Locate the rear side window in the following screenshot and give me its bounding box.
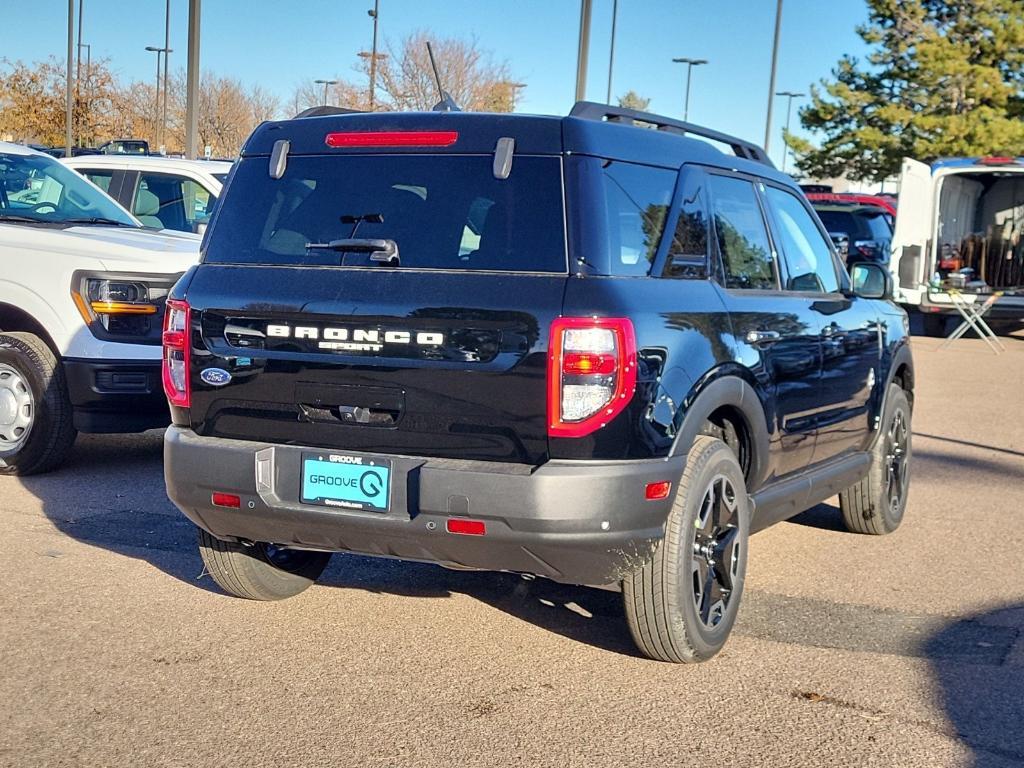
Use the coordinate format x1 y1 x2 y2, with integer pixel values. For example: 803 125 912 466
661 169 709 279
764 186 839 293
707 174 776 290
596 161 677 276
204 155 567 272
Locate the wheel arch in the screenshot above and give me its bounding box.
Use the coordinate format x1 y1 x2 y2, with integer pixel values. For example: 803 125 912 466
669 368 772 492
0 302 61 358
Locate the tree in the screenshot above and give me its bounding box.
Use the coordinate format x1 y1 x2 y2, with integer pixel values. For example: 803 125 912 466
367 31 517 112
618 90 650 111
790 0 1024 182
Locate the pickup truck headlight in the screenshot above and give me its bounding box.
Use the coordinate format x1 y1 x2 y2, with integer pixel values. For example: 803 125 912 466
71 271 182 345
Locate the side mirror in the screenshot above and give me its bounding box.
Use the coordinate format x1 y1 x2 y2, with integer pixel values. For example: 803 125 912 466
849 261 891 300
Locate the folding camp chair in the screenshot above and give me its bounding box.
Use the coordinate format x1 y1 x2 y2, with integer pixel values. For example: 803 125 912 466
939 290 1005 353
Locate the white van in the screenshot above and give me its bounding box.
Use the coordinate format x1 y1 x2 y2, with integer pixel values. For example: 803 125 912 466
891 156 1024 335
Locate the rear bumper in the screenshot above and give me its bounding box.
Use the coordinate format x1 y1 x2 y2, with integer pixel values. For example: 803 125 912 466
163 427 685 585
63 358 169 433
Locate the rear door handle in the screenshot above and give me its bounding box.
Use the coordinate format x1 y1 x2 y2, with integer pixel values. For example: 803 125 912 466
745 330 781 345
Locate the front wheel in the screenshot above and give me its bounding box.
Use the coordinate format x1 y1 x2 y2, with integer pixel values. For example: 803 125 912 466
0 332 77 476
623 436 751 663
839 383 912 535
198 528 332 600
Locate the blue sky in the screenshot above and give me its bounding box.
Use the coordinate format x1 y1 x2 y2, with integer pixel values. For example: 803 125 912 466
2 0 872 166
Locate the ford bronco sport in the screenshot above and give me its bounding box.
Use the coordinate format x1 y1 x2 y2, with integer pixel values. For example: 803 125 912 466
163 103 913 663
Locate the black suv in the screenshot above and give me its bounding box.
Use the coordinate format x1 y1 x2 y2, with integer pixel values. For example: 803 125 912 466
163 103 914 663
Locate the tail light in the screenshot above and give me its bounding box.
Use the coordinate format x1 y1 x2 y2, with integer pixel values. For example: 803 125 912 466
162 298 191 407
547 317 637 438
853 240 880 259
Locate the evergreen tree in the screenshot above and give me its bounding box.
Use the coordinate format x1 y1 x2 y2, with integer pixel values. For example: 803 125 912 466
789 0 1024 181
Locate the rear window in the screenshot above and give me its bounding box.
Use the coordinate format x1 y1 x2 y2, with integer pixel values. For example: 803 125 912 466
204 154 567 272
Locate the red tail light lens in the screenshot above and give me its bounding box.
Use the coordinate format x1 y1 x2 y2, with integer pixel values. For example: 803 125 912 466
162 298 191 408
547 317 637 438
211 492 240 508
325 131 459 148
446 519 486 536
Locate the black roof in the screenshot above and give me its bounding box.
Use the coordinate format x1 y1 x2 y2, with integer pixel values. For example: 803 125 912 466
242 102 788 184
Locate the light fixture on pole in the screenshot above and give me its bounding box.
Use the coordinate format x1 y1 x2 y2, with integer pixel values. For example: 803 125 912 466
671 57 708 122
314 79 339 106
775 90 805 173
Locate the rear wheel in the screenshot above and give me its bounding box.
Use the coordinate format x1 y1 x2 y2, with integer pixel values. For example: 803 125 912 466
0 332 77 476
623 436 750 663
839 383 912 535
197 527 332 600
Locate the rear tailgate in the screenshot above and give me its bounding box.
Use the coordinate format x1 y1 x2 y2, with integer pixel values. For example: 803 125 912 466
184 267 565 464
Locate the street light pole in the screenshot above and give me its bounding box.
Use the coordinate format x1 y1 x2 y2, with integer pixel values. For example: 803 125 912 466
75 0 83 146
314 79 339 106
605 0 618 104
672 57 708 122
65 0 73 157
775 90 805 173
162 0 171 152
184 0 200 159
763 0 783 153
575 0 592 102
145 46 165 145
367 0 380 110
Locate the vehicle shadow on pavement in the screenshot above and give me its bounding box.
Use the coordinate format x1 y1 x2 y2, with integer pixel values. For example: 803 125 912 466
17 431 217 593
925 604 1024 767
316 554 639 657
20 432 640 654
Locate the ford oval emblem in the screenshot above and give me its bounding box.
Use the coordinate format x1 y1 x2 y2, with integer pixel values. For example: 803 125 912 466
200 368 232 387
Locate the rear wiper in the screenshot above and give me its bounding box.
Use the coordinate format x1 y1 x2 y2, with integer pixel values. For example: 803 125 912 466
62 217 136 227
305 238 400 265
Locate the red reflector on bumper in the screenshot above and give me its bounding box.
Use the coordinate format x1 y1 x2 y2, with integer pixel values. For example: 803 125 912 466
645 481 672 500
446 518 486 536
212 492 241 508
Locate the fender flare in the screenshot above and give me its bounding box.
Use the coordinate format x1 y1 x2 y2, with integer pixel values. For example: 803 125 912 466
668 372 773 491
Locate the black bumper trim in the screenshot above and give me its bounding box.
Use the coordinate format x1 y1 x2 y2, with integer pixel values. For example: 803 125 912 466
163 427 686 585
63 358 169 433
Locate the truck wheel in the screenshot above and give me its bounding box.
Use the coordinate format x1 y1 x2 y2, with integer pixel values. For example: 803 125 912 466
0 332 77 476
197 527 331 600
839 383 911 535
623 435 750 663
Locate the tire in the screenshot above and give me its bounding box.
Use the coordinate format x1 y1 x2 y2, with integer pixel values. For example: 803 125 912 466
197 527 331 600
623 435 751 663
921 312 948 338
0 332 77 476
839 383 912 535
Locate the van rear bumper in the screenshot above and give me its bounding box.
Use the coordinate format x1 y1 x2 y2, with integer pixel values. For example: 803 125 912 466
163 427 684 585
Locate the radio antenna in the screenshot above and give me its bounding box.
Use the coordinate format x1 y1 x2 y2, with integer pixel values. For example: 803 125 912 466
426 41 460 112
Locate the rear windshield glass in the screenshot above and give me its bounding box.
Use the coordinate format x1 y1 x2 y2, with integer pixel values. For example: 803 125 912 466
204 154 567 272
815 209 891 240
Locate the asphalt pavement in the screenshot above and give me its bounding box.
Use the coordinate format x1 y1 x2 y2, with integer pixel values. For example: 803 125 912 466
1 331 1023 768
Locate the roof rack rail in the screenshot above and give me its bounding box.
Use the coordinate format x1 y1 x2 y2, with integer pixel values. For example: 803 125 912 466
569 101 774 168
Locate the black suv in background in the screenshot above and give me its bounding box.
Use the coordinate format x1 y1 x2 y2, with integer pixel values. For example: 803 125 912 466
162 103 914 663
812 202 894 268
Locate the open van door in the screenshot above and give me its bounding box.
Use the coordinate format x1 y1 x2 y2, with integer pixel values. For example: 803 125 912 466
890 158 933 305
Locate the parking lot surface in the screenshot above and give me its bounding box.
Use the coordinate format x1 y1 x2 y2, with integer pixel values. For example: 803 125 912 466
2 333 1023 768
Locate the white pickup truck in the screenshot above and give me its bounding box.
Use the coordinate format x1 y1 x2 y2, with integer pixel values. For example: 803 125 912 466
0 141 199 475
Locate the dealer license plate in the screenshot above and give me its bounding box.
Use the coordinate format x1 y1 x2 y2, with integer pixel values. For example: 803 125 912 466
300 452 391 511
